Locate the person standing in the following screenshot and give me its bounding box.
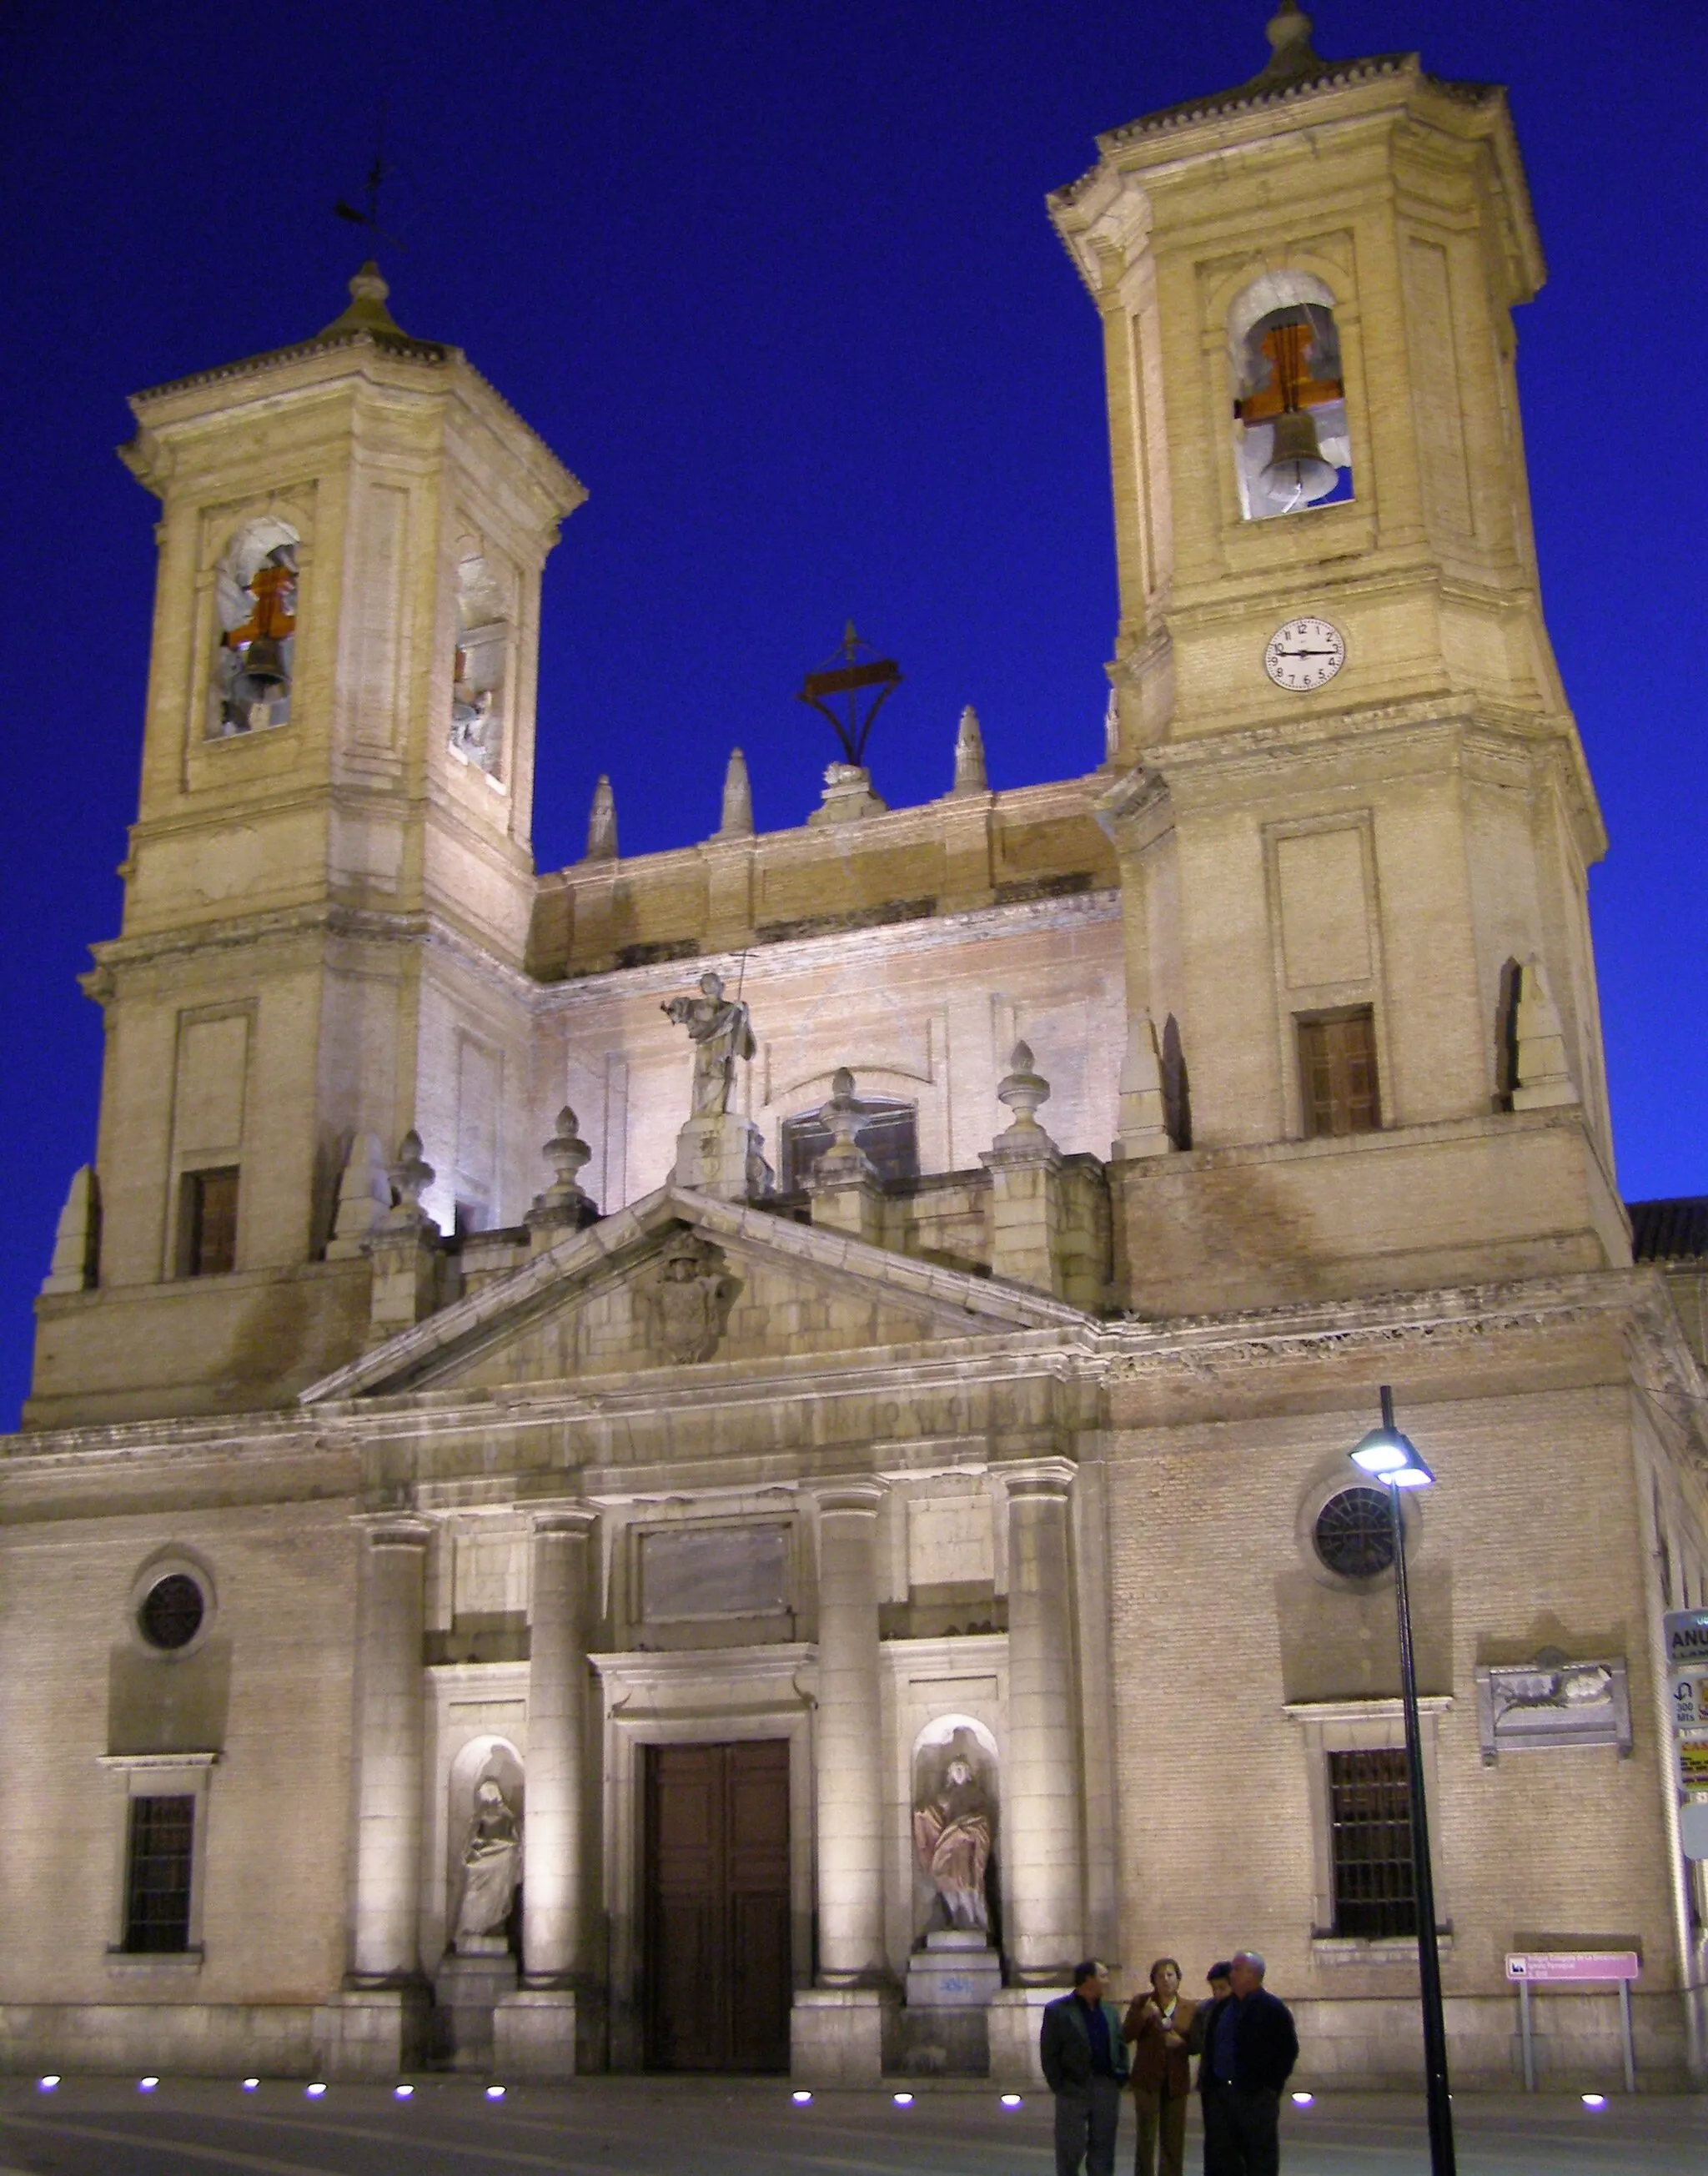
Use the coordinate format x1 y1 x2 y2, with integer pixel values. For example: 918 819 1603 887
1197 1951 1299 2176
1123 1956 1197 2176
1041 1958 1131 2176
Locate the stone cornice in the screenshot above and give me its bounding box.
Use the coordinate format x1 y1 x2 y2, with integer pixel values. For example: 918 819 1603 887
535 885 1121 1012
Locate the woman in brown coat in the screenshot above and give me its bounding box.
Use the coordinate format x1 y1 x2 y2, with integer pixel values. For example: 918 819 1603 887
1122 1957 1198 2176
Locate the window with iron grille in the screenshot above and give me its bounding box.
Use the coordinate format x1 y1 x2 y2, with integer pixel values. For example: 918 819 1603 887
779 1099 918 1194
1313 1487 1396 1580
1328 1749 1415 1938
1298 1008 1379 1138
124 1795 196 1952
180 1166 239 1277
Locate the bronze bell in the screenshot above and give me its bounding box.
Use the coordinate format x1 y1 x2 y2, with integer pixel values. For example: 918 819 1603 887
232 636 289 709
1263 407 1337 503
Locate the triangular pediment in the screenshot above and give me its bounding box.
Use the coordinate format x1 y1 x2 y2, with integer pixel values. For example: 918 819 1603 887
300 1184 1088 1404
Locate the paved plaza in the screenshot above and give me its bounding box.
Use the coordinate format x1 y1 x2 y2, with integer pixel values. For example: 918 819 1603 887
0 2078 1702 2176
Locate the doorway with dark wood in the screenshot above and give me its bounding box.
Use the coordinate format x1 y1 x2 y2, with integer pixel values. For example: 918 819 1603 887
643 1738 792 2071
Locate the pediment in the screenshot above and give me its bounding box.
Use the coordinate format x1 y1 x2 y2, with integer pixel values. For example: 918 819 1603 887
301 1185 1088 1404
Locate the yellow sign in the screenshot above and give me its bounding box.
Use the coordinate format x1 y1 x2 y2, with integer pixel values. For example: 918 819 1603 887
1680 1739 1708 1791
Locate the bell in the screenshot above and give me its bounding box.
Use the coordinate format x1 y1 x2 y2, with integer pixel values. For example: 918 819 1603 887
232 636 289 711
1263 407 1337 503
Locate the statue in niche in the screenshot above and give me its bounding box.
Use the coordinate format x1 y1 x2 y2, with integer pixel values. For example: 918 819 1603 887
217 541 297 734
449 540 510 776
912 1746 993 1933
454 1778 522 1949
640 1229 737 1364
662 971 756 1118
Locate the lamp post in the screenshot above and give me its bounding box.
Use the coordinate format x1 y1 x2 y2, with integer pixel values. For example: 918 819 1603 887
1349 1385 1455 2176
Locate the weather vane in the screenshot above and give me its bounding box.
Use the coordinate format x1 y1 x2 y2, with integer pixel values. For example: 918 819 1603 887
795 622 902 766
334 115 403 252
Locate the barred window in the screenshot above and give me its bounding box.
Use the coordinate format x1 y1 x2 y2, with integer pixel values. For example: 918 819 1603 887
124 1795 196 1952
1328 1749 1415 1939
1313 1487 1396 1580
780 1098 917 1194
138 1572 205 1652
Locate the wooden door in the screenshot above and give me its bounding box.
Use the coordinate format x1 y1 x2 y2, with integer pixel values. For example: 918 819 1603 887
644 1740 791 2071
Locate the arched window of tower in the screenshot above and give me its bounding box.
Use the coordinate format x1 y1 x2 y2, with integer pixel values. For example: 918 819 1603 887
211 516 299 736
1228 270 1354 520
450 536 510 782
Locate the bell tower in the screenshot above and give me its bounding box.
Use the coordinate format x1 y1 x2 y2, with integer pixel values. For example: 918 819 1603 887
1050 6 1627 1304
29 267 585 1425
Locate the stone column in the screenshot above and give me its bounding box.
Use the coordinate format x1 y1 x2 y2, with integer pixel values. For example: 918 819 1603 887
498 1508 596 2080
521 1510 596 1979
794 1479 892 2083
999 1459 1083 1977
314 1515 433 2078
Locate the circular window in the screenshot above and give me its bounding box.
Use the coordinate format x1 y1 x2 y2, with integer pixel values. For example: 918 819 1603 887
138 1572 206 1652
1312 1487 1397 1580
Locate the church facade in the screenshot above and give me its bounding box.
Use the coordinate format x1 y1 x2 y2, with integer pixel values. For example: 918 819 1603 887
7 6 1707 2093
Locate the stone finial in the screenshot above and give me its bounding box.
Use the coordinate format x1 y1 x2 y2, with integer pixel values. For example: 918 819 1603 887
1103 686 1120 765
318 259 408 340
585 775 619 862
328 1132 393 1256
998 1043 1050 1129
716 746 754 839
813 1067 876 1183
1113 1011 1173 1160
1259 2 1323 81
385 1129 438 1229
1512 955 1578 1109
42 1164 99 1294
952 706 988 796
527 1105 599 1246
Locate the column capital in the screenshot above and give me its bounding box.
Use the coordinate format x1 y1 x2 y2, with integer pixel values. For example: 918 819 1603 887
357 1513 436 1550
991 1456 1078 1503
806 1477 888 1519
530 1505 599 1540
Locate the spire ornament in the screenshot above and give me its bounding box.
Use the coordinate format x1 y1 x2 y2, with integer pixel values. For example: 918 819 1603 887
952 706 988 796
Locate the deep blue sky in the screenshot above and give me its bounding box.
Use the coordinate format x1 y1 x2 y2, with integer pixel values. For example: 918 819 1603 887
2 2 1700 1426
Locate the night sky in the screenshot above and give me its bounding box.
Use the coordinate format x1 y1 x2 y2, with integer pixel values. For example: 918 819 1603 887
2 2 1700 1426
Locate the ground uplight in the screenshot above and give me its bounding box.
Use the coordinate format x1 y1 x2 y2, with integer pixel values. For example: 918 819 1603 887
791 2090 813 2104
394 2083 415 2099
38 2078 58 2093
1582 2093 1607 2109
892 2091 914 2107
1291 2090 1314 2107
138 2078 158 2093
242 2078 259 2092
486 2085 506 2100
305 2082 327 2098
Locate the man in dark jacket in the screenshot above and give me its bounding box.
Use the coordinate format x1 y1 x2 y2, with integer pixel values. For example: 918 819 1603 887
1197 1950 1299 2176
1039 1958 1131 2176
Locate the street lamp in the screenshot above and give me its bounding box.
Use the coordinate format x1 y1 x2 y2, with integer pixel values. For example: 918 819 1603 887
1349 1385 1456 2176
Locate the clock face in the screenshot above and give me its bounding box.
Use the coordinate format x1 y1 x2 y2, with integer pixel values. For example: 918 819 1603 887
1264 616 1346 692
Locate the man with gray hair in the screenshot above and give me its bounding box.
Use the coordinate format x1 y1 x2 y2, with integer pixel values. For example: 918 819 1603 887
1197 1949 1299 2176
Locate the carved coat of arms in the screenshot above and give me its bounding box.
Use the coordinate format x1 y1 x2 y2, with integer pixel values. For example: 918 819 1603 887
640 1230 737 1364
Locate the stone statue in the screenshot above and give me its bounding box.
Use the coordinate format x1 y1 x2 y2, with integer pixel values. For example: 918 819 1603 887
454 1778 521 1947
662 972 756 1118
641 1229 736 1364
912 1751 993 1932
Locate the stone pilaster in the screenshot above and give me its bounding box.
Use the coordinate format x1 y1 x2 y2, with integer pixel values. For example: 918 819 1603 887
996 1460 1083 1982
314 1515 433 2078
